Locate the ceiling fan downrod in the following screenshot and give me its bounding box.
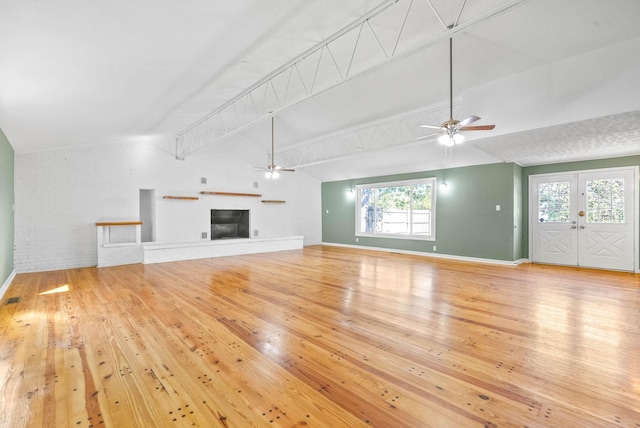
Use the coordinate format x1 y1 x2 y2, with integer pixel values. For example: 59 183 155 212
449 36 453 123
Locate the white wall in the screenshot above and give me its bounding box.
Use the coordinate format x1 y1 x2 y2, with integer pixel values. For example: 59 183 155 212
14 139 321 273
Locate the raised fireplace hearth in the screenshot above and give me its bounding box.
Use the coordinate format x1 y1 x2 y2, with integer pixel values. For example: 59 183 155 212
211 209 250 240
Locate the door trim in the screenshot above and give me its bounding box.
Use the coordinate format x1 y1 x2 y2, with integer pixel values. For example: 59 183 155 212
528 166 639 273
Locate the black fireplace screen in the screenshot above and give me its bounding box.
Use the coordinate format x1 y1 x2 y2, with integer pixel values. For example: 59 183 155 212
210 209 250 239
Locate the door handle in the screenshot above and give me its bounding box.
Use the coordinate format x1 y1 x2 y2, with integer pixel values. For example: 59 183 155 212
571 225 577 229
579 226 585 229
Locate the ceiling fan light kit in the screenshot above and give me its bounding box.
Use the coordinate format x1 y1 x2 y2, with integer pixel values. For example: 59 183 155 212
265 169 281 179
439 133 464 146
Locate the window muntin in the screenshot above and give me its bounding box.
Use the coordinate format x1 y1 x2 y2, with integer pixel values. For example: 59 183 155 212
356 178 435 240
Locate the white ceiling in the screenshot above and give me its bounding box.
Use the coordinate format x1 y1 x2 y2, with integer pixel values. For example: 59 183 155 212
2 0 640 182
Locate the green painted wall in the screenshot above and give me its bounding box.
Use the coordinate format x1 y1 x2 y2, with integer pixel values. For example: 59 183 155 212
322 163 522 261
0 127 15 285
521 155 640 258
323 155 640 263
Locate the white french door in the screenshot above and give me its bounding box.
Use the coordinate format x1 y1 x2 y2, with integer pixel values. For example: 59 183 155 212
530 167 637 271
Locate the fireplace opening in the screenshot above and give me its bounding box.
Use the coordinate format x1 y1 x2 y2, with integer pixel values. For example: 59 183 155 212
211 209 250 240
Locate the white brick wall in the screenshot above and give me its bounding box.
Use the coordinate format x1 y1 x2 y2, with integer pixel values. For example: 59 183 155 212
14 140 321 273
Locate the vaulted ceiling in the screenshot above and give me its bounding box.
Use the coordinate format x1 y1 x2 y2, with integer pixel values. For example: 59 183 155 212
2 0 640 181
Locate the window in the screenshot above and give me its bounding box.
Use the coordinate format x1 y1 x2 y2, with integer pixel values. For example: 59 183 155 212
356 178 435 240
586 177 625 223
537 181 571 223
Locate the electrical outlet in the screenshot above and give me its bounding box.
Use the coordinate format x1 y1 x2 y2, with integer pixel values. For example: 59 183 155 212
201 232 207 239
356 237 359 243
253 229 259 237
433 245 437 251
253 182 259 188
201 177 207 184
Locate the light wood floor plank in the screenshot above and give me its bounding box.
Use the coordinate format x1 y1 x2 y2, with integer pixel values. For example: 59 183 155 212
1 245 639 427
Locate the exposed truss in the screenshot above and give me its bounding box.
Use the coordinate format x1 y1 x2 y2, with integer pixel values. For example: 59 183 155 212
174 0 528 160
277 102 456 167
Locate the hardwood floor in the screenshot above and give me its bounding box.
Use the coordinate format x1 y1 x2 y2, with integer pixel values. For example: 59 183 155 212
1 245 639 427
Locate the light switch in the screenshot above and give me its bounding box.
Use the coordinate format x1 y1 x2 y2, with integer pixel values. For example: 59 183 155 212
496 205 501 211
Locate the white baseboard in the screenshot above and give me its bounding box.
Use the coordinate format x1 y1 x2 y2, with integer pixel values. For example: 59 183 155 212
322 243 528 266
0 269 17 301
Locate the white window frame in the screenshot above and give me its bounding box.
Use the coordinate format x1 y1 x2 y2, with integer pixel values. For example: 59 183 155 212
355 177 436 241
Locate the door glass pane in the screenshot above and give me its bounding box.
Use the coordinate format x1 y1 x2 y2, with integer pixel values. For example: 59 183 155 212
586 178 625 223
538 181 571 223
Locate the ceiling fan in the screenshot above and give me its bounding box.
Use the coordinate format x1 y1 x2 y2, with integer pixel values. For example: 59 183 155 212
258 116 295 179
418 35 495 147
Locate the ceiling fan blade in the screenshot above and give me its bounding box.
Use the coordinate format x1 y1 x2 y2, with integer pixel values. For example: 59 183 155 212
456 115 480 128
271 165 295 172
419 124 443 130
460 124 496 131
